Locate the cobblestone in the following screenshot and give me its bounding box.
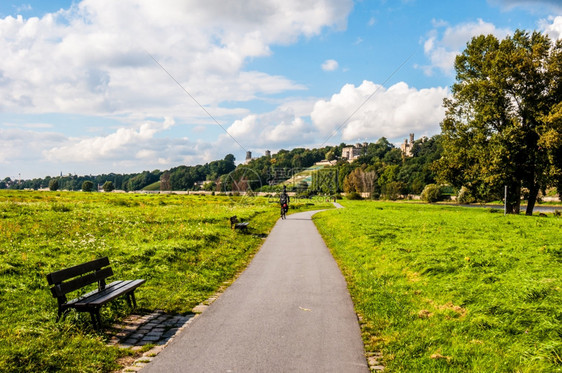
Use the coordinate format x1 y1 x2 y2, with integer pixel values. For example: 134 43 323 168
107 310 196 372
110 295 224 371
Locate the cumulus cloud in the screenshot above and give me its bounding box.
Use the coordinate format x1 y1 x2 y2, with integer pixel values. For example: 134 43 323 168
43 117 175 162
220 80 448 154
322 59 339 71
421 19 511 75
540 16 562 40
225 106 317 149
311 80 448 141
0 0 352 116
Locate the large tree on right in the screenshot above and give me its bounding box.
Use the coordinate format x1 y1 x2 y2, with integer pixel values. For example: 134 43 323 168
437 30 562 215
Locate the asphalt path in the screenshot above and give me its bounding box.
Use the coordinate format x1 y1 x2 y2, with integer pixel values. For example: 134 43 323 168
142 209 369 373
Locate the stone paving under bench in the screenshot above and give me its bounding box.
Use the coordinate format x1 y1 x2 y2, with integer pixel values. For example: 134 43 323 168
106 310 196 372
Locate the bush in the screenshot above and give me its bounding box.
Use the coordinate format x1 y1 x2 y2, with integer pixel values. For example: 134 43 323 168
102 181 115 192
346 192 363 200
381 181 404 200
48 179 59 191
82 181 94 192
457 186 475 204
421 184 442 203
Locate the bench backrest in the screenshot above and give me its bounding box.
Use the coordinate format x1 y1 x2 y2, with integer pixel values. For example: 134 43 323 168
46 257 114 298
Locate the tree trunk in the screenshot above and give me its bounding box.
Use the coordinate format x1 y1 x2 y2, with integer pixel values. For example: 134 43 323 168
505 182 521 214
526 182 540 216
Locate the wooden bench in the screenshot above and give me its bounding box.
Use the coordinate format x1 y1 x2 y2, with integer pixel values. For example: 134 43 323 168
46 257 145 329
229 216 249 231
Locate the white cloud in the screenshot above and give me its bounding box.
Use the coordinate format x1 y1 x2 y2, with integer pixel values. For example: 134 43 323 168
0 127 66 165
225 106 316 149
43 117 175 162
0 0 352 116
0 116 214 177
311 80 448 141
540 16 562 40
421 19 511 75
220 80 448 153
322 59 339 72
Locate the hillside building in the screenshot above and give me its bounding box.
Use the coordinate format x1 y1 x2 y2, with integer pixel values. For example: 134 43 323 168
400 133 415 157
342 142 368 163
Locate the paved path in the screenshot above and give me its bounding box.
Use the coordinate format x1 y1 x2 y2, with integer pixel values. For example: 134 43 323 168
142 209 369 373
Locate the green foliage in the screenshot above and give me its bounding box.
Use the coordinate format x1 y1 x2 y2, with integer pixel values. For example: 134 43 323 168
457 186 475 204
438 30 562 215
169 155 236 191
314 201 562 372
421 184 443 202
81 180 94 192
345 191 363 200
310 168 340 194
48 178 59 191
102 181 114 193
126 171 160 191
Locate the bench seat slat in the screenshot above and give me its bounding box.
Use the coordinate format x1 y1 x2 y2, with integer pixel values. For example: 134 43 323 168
47 257 110 285
73 279 145 308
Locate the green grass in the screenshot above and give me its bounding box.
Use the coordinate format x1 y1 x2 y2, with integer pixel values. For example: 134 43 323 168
314 201 562 372
0 190 332 372
142 181 161 191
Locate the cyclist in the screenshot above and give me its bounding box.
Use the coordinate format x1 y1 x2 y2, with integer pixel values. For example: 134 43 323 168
280 186 290 219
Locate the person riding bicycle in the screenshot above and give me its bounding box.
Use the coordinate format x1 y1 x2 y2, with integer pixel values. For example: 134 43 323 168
280 186 290 218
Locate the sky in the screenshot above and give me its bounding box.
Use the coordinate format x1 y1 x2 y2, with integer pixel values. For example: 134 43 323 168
1 0 562 180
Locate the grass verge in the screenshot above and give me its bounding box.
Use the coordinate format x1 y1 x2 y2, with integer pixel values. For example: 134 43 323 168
314 201 561 372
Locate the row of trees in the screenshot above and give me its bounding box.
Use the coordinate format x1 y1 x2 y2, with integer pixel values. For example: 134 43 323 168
2 155 237 192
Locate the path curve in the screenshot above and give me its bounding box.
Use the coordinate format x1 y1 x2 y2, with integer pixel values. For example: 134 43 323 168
142 209 369 373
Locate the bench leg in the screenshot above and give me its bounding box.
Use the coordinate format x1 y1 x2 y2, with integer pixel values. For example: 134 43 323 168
89 309 102 330
57 307 70 322
128 291 138 308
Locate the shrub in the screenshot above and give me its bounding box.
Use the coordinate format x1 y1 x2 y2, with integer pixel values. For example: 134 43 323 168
421 184 442 202
346 192 363 200
48 179 59 191
82 181 94 192
381 181 404 200
457 186 475 204
102 181 115 192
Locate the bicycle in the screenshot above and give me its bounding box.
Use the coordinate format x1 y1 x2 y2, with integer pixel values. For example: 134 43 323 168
281 203 288 219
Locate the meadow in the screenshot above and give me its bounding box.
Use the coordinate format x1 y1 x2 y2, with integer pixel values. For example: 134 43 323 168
314 201 562 372
0 190 332 372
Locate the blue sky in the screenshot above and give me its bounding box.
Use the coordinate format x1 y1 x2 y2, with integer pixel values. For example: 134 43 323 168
1 0 561 180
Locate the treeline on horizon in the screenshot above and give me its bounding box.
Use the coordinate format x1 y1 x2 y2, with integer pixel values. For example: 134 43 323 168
0 136 442 198
0 154 237 192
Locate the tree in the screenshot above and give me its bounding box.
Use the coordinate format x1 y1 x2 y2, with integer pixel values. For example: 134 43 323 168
102 181 115 192
49 178 59 191
82 180 94 192
437 30 562 215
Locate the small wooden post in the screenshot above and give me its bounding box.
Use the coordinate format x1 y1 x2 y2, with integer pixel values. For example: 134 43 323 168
504 185 507 216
